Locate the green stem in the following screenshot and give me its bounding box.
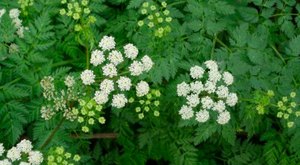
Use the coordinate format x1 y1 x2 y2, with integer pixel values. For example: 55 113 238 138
40 117 65 150
271 13 299 18
52 59 80 68
168 1 186 7
86 46 90 69
270 44 285 64
215 37 232 53
210 34 217 59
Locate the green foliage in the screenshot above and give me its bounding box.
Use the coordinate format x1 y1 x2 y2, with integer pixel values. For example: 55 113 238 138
1 0 300 164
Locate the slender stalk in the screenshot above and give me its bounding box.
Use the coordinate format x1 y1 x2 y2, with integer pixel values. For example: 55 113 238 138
71 133 118 139
169 1 186 7
40 117 66 149
86 46 90 69
270 44 285 64
210 35 217 59
215 37 232 53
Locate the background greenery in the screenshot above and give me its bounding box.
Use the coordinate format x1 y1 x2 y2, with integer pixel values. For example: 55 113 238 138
1 0 300 164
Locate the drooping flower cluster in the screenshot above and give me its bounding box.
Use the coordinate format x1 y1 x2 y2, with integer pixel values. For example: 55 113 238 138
40 75 79 121
80 35 154 111
74 99 106 133
276 91 299 128
59 0 96 32
137 1 173 38
46 146 80 165
128 89 161 119
177 60 238 125
8 8 27 38
0 139 43 165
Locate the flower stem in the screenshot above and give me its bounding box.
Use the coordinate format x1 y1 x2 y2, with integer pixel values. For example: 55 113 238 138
40 117 65 150
71 133 118 139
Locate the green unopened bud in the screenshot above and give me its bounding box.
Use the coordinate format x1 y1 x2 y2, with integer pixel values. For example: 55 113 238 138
161 1 167 7
282 97 288 102
56 156 63 162
165 17 172 22
291 102 297 108
81 0 88 6
154 101 160 106
87 102 93 109
78 117 84 123
150 5 156 11
129 97 135 103
138 20 144 27
88 16 96 23
67 3 73 9
74 24 82 31
287 121 294 128
55 147 64 155
73 13 80 20
155 12 160 17
287 108 293 113
146 100 151 105
290 92 296 98
277 112 283 118
277 101 283 107
135 107 141 112
60 9 66 15
148 15 153 20
95 105 102 111
144 106 150 112
142 2 149 8
148 22 154 28
256 105 264 115
141 9 147 15
48 155 55 161
65 153 72 159
73 154 81 161
88 118 95 125
283 113 289 119
138 113 144 119
163 10 170 16
82 126 89 132
79 99 86 106
154 110 160 116
84 8 90 14
61 0 67 4
139 100 145 104
88 111 95 116
267 90 274 97
81 108 87 115
157 17 163 23
98 117 106 124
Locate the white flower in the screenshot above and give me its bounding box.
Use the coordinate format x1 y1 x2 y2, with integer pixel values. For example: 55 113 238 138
64 75 75 87
94 91 109 105
99 36 115 51
20 162 30 165
204 60 218 70
108 50 123 65
186 94 200 107
0 159 12 165
102 63 117 78
217 111 230 124
80 70 95 85
7 147 21 161
111 94 128 108
141 55 153 72
90 50 105 66
223 71 234 85
190 65 204 79
0 143 5 156
216 85 229 98
124 43 138 59
201 96 214 109
208 70 222 83
212 100 226 113
12 18 22 28
0 9 6 18
177 82 190 97
129 61 144 76
9 9 20 19
190 81 203 94
16 26 25 38
117 76 131 91
41 106 55 120
16 139 32 153
204 81 216 94
179 105 194 119
226 93 238 107
136 81 150 97
28 151 43 165
100 79 114 94
195 110 209 123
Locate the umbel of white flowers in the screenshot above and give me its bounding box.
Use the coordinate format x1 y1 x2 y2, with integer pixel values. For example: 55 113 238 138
80 35 154 109
0 139 43 165
176 60 238 125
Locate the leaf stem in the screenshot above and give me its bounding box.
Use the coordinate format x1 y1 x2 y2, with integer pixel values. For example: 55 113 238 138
210 34 217 59
40 117 65 150
71 133 118 139
168 1 186 7
215 37 232 53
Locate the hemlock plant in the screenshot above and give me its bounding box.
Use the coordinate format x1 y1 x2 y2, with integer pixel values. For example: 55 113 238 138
1 0 300 164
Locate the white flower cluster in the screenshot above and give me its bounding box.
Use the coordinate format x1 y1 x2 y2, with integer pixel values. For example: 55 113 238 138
80 35 154 109
177 60 238 125
0 9 5 20
8 9 27 38
40 75 79 121
0 139 43 165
